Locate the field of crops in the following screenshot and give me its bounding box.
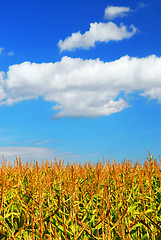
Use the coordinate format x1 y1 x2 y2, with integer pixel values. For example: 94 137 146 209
0 153 161 239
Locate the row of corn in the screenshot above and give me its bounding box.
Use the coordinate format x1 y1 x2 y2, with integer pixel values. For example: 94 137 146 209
0 153 161 239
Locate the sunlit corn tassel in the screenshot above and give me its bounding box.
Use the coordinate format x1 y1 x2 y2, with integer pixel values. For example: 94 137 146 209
16 155 19 169
19 156 22 175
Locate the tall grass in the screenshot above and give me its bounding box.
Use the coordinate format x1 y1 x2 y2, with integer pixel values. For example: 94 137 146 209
0 153 161 239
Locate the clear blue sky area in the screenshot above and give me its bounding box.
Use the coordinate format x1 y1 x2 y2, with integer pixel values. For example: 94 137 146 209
0 0 161 163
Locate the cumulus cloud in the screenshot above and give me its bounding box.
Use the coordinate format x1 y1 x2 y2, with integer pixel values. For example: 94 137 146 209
0 86 6 101
0 55 161 118
58 22 137 51
104 6 131 19
0 72 7 101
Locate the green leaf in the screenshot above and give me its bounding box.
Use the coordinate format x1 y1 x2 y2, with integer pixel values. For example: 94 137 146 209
54 223 74 236
5 218 13 230
5 212 19 218
128 205 137 213
140 234 148 240
145 209 154 214
130 222 142 234
157 203 161 213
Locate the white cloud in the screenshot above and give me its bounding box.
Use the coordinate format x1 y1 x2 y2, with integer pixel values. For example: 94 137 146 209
0 86 6 101
0 72 7 101
0 48 15 56
24 139 50 145
24 139 40 143
0 48 4 54
8 51 14 56
104 6 131 19
0 55 161 118
34 140 51 145
0 146 55 162
58 22 137 51
0 146 79 162
137 2 146 9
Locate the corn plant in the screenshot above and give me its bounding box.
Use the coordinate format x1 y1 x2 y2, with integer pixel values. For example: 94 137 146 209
0 152 161 239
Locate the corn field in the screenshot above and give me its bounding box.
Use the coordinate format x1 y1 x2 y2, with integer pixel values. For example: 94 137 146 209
0 153 161 239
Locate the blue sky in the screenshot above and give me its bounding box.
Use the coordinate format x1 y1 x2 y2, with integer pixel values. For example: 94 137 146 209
0 0 161 163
